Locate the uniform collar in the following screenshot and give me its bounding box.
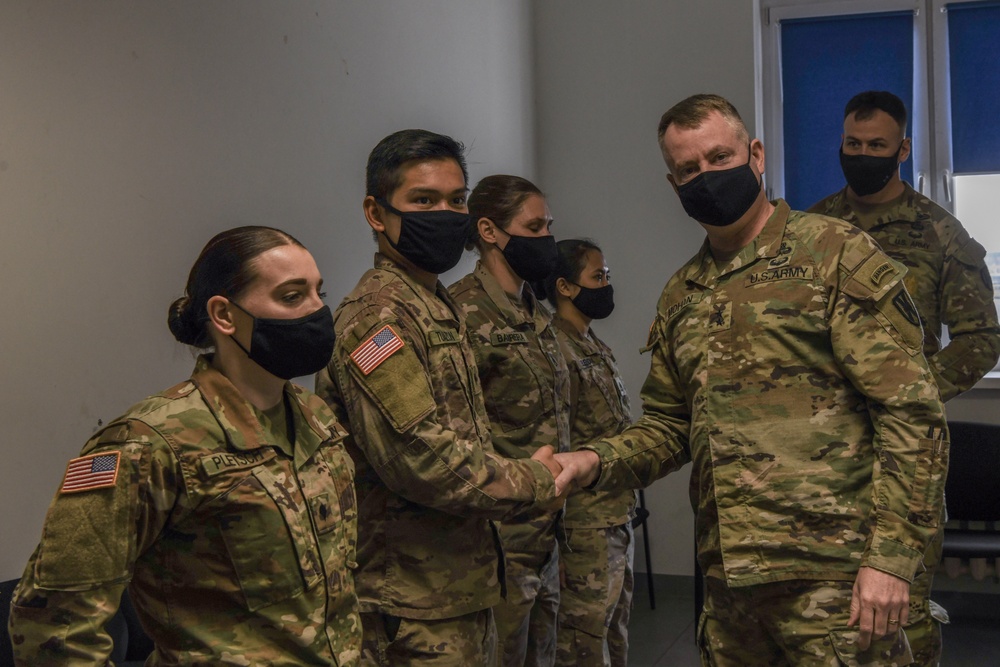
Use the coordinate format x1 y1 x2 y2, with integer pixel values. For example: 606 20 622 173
688 199 792 287
473 260 549 333
373 252 463 328
191 355 329 467
839 182 917 231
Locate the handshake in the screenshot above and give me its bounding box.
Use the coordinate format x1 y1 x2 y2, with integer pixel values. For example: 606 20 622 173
530 446 602 497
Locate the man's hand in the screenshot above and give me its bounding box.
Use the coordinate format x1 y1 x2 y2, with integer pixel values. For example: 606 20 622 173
531 445 563 481
848 566 910 650
552 450 601 496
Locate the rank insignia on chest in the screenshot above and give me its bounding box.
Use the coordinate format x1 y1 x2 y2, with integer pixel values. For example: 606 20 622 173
351 324 405 375
60 451 120 494
708 301 732 332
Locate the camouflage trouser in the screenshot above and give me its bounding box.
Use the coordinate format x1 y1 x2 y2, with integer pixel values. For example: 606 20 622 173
906 523 947 666
698 577 914 666
359 608 497 666
555 523 634 667
493 544 560 667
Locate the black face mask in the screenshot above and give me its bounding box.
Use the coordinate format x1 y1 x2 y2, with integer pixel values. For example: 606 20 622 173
376 198 470 274
571 283 615 320
839 143 903 197
229 302 335 380
675 147 762 227
494 226 559 281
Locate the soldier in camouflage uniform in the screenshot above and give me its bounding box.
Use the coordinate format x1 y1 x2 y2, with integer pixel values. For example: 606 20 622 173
809 90 1000 666
314 131 562 667
8 226 362 666
554 95 949 666
448 174 571 666
542 239 636 667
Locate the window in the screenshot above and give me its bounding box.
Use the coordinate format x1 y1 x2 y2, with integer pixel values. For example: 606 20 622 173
759 0 1000 374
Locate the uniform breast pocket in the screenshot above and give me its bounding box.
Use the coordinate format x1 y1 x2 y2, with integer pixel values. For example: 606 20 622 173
483 344 548 432
214 468 317 611
577 358 622 422
311 442 359 572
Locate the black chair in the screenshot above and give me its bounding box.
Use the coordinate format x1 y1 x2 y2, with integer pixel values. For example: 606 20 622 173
942 421 1000 562
631 489 656 609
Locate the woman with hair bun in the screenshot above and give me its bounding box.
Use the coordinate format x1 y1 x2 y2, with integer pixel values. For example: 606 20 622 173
543 239 635 667
8 226 361 666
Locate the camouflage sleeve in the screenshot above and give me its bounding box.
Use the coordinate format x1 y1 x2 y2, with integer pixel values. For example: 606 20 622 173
833 241 949 583
9 422 179 665
584 316 691 491
331 311 555 520
932 230 1000 400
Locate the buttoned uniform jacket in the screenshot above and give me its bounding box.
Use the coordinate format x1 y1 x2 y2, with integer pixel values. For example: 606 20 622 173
586 201 949 588
9 355 361 666
448 262 571 563
809 183 1000 401
551 315 636 529
315 253 557 621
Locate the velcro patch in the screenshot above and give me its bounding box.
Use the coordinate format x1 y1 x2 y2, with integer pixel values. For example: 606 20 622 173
201 449 269 477
60 452 120 494
351 325 405 375
870 261 895 286
892 290 921 327
427 329 460 346
490 331 528 346
745 265 813 286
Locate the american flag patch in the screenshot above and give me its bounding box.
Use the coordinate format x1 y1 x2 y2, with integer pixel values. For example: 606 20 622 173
351 324 405 375
60 452 121 494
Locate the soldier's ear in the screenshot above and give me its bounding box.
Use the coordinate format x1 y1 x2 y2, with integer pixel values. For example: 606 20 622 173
364 196 385 234
206 296 237 336
556 277 576 300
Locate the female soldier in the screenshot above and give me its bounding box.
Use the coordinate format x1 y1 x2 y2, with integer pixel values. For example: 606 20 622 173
8 226 361 666
544 239 634 667
448 175 570 667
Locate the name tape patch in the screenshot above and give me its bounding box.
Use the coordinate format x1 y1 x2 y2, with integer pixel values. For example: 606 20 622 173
490 331 528 346
201 449 269 477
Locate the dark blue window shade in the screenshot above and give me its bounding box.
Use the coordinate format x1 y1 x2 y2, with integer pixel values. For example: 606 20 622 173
780 12 913 209
948 1 1000 173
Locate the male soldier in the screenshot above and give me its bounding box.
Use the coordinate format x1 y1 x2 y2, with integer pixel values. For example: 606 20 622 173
554 94 948 665
808 89 1000 666
315 129 562 666
809 90 1000 402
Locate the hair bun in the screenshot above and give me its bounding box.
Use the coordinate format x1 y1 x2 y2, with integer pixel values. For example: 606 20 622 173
167 296 202 346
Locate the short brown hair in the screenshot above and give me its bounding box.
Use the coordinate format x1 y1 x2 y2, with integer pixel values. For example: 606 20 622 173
657 93 749 148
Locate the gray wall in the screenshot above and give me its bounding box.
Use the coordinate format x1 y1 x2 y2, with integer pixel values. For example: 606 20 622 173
0 0 536 579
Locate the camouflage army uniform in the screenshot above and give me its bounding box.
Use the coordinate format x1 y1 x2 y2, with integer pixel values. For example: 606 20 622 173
551 315 636 667
315 253 557 667
585 201 949 666
8 355 361 667
809 182 1000 401
448 261 571 667
810 183 1000 664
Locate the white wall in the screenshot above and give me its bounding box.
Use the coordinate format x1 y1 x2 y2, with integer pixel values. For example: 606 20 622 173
0 0 535 580
532 0 758 576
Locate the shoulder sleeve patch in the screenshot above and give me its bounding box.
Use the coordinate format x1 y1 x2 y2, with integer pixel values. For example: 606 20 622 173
350 324 405 375
842 247 904 302
60 452 121 494
345 322 435 432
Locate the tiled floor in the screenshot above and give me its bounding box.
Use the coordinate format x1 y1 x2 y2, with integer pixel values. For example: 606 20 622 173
627 574 1000 666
